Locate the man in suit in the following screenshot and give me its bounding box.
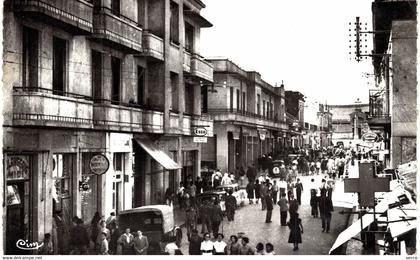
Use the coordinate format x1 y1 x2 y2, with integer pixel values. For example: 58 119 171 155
319 197 334 233
295 178 303 205
133 230 149 255
265 183 274 223
210 199 224 238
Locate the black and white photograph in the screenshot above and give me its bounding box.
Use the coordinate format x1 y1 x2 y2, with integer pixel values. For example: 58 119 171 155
0 0 417 256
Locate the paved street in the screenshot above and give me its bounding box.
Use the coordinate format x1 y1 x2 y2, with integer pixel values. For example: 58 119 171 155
178 175 350 255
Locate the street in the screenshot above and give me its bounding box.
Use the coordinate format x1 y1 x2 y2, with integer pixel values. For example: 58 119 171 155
178 175 350 255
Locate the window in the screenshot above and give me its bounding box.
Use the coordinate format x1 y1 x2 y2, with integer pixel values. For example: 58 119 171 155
111 57 121 104
137 66 145 105
92 50 102 101
113 153 124 172
22 27 38 88
185 83 194 115
111 0 120 16
242 92 246 112
170 72 179 111
185 22 194 52
263 101 266 118
201 85 208 113
229 87 234 111
170 1 179 44
257 94 261 115
236 89 240 112
53 37 66 95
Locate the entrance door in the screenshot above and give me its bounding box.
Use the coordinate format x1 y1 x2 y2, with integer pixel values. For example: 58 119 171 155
5 155 32 255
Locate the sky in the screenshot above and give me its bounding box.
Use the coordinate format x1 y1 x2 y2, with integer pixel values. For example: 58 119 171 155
200 0 376 105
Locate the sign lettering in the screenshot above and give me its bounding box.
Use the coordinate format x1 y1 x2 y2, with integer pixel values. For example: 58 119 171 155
89 154 110 175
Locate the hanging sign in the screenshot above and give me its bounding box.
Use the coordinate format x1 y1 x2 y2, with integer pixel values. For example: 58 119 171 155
193 127 207 137
89 154 110 175
193 137 208 143
362 132 378 143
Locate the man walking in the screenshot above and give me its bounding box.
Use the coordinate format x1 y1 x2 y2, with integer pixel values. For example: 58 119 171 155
260 181 268 211
288 194 299 217
225 190 237 221
319 197 333 232
246 164 256 183
295 178 303 205
210 199 224 237
265 183 274 223
278 193 289 226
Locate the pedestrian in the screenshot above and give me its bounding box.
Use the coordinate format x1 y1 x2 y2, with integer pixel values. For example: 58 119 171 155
118 228 134 255
38 233 53 255
196 177 203 195
277 193 289 226
96 220 110 253
295 178 303 205
99 232 109 255
316 160 321 174
237 166 246 187
164 236 179 255
287 180 294 202
246 164 256 183
287 213 304 251
221 173 232 186
213 233 227 255
319 197 334 233
265 243 275 255
200 232 214 255
225 190 237 221
255 242 265 255
69 218 89 255
310 189 319 218
260 181 268 210
272 180 279 204
185 207 197 239
188 229 202 255
213 169 222 187
133 230 149 255
289 193 299 217
105 212 116 229
280 162 287 181
165 187 174 207
177 182 185 209
90 212 101 251
265 183 274 223
210 199 224 237
238 237 255 255
200 200 212 234
254 179 261 204
246 181 255 204
109 222 120 255
174 226 183 247
227 235 240 255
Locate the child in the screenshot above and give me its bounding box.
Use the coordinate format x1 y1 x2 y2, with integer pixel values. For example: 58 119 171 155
100 232 109 255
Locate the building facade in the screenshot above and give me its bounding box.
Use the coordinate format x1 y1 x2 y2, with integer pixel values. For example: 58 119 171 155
370 0 417 168
285 91 305 148
2 0 213 254
330 104 369 147
201 59 288 173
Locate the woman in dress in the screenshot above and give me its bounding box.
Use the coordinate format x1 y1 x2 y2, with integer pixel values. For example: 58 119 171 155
254 179 261 204
287 213 304 251
227 235 240 255
246 181 255 204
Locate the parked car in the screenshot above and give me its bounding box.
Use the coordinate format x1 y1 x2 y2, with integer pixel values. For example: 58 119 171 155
117 205 175 254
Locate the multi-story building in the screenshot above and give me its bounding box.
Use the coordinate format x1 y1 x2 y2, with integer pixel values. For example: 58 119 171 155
369 0 416 168
330 103 369 147
303 103 333 149
285 91 305 148
2 0 213 254
200 59 288 173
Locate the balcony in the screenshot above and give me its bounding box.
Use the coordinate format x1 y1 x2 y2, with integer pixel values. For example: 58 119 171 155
140 31 164 61
143 109 164 134
169 112 181 134
11 0 94 34
12 87 93 128
183 115 192 136
207 109 288 131
183 50 191 73
93 101 143 132
92 7 142 53
191 54 213 82
368 89 391 126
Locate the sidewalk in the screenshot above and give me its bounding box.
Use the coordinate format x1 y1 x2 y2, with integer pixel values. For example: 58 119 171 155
173 205 186 228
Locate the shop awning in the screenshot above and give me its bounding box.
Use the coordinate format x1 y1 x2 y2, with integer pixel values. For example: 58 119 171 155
329 185 408 254
134 138 181 170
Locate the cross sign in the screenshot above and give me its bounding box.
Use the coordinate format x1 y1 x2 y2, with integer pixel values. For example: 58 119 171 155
344 162 390 207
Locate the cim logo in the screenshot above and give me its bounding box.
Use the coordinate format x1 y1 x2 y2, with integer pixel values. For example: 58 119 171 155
193 127 207 137
16 239 44 250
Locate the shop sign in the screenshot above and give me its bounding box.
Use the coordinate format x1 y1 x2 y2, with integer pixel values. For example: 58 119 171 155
193 127 207 137
193 137 208 143
259 134 266 140
89 154 109 175
6 155 30 180
233 132 240 140
362 132 378 143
